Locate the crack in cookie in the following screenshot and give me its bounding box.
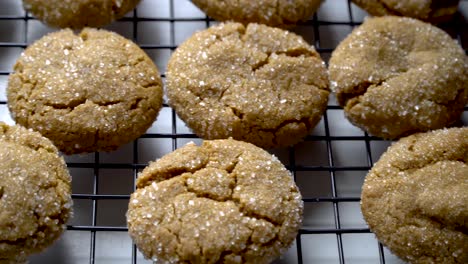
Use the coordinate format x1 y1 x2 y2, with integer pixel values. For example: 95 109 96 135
361 127 468 263
7 28 163 154
0 122 72 263
167 22 329 148
329 16 467 139
127 139 303 264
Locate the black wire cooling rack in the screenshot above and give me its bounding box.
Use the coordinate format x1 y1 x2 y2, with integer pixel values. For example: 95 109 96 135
0 0 467 263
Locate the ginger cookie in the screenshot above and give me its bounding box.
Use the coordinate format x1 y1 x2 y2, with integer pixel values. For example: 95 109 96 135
166 22 329 149
191 0 323 27
329 16 467 139
361 127 468 264
23 0 141 29
0 122 72 263
352 0 460 23
127 138 303 263
7 28 163 154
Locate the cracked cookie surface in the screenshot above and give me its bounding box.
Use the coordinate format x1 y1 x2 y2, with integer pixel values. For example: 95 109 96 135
352 0 460 23
361 127 468 264
190 0 323 28
7 28 163 154
127 138 303 264
329 16 468 139
166 22 329 149
0 122 72 263
23 0 141 29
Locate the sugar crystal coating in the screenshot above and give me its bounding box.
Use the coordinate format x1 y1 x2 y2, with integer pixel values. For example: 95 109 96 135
0 122 72 263
167 22 329 149
127 139 303 263
329 16 468 139
191 0 323 27
7 28 163 154
361 127 468 263
352 0 460 23
22 0 141 29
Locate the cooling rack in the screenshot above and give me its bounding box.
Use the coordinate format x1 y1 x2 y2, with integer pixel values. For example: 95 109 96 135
0 0 466 263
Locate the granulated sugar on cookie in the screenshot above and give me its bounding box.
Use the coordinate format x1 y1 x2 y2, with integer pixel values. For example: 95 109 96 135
166 22 329 149
329 16 467 139
191 0 323 28
7 28 163 154
22 0 141 29
0 122 72 263
361 127 468 263
352 0 460 23
127 138 303 264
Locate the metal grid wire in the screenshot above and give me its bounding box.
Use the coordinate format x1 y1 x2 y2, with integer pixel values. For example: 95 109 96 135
0 0 467 263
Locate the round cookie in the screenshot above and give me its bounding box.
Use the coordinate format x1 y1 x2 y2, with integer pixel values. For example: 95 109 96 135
329 16 468 139
361 127 468 263
23 0 141 29
352 0 460 23
166 22 329 149
0 122 72 263
7 28 163 154
191 0 323 27
127 138 303 263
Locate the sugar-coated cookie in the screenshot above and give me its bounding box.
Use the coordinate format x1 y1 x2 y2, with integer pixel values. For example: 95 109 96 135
361 127 468 264
7 28 163 154
329 16 467 139
191 0 323 27
23 0 141 29
352 0 460 23
167 22 329 148
0 122 72 263
127 138 303 264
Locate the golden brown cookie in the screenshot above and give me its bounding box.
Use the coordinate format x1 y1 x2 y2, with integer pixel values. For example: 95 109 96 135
0 122 72 263
127 138 303 263
352 0 460 23
191 0 323 27
166 22 329 149
329 16 467 139
23 0 141 29
7 28 163 154
361 127 468 264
